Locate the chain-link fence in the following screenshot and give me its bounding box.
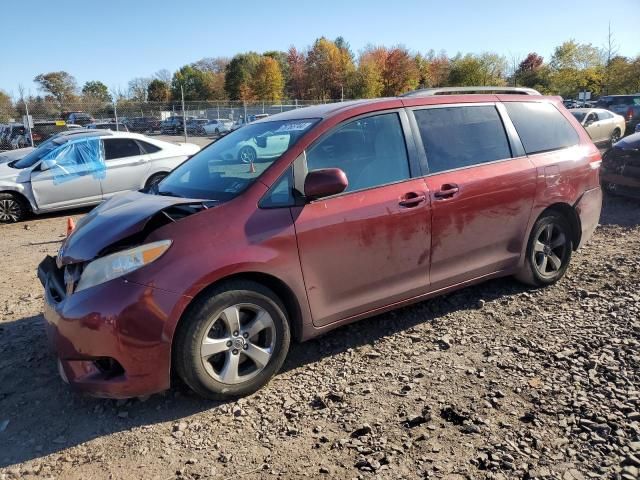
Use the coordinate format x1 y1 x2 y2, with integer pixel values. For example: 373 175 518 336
0 98 340 150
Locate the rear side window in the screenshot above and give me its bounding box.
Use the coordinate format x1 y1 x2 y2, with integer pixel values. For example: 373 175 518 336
414 105 512 174
137 140 161 153
504 102 579 154
103 138 142 160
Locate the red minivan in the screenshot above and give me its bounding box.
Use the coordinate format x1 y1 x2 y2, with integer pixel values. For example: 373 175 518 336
38 87 603 399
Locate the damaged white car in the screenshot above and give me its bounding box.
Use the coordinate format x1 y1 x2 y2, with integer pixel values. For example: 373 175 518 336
0 130 200 223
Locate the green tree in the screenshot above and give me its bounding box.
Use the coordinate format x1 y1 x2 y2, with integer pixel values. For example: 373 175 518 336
251 56 284 101
224 53 261 100
172 65 225 101
147 79 171 102
549 40 604 97
81 81 111 102
448 53 507 86
33 71 77 108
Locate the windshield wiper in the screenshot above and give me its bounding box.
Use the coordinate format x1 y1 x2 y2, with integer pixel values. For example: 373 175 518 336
156 190 184 198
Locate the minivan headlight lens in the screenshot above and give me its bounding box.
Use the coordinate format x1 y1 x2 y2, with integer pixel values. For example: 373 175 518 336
75 240 171 293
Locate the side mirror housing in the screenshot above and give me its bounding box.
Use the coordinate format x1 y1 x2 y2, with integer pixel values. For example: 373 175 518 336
304 168 348 200
40 159 57 171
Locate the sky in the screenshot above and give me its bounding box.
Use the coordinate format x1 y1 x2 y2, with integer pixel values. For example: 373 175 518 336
2 0 639 97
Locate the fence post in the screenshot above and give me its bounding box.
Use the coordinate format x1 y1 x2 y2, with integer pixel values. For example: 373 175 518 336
181 85 187 143
23 98 34 147
113 101 119 131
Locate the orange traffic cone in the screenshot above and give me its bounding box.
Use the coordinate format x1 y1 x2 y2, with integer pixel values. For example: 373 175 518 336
249 161 256 173
66 217 75 236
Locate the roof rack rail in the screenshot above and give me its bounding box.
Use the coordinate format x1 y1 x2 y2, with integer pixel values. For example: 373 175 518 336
401 86 541 97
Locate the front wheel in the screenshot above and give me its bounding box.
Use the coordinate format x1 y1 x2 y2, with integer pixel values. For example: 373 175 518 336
516 212 573 287
174 281 291 400
238 146 257 164
145 173 167 190
0 193 28 223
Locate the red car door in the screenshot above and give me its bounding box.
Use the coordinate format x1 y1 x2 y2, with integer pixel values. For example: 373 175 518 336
410 104 537 289
291 111 432 327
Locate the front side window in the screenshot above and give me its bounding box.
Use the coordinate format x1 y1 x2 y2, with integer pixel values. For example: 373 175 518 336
414 105 512 174
504 102 579 155
157 118 318 201
306 112 410 192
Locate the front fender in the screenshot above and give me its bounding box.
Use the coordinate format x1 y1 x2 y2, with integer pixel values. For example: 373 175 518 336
0 181 37 211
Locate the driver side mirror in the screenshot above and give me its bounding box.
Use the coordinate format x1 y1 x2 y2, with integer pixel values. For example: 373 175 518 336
40 159 57 171
255 135 267 148
304 168 348 200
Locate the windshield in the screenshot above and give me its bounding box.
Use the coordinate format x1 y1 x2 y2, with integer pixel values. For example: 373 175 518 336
13 137 65 168
156 118 318 200
571 112 586 122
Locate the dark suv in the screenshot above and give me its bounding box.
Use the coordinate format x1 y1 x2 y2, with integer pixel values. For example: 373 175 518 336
38 87 602 400
595 95 640 134
127 117 161 133
160 116 193 134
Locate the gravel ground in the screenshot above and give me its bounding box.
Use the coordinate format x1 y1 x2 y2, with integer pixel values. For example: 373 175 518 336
0 194 638 480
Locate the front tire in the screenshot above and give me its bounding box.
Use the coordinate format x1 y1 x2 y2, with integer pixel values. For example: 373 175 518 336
0 193 28 223
516 212 573 287
145 173 167 190
238 146 257 164
174 281 291 400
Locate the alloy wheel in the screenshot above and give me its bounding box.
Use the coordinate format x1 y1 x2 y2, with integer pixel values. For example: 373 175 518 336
610 130 621 145
532 223 567 278
0 199 21 222
239 147 257 164
200 303 276 385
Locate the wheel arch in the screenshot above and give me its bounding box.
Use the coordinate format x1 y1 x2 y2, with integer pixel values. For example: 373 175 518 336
0 189 34 214
171 271 303 355
537 202 582 251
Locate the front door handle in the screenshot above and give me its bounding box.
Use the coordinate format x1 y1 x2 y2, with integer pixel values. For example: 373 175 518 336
399 192 427 207
434 183 460 200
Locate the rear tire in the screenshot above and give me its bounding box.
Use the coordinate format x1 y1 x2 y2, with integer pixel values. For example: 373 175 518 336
610 128 621 146
145 173 167 189
0 193 28 223
516 212 573 287
174 281 291 400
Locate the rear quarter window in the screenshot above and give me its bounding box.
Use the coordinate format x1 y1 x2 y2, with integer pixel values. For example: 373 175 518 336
504 102 579 155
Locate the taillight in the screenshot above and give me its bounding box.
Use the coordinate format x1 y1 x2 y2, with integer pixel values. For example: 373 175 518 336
627 107 634 122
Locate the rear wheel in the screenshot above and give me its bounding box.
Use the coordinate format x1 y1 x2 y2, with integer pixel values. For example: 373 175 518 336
516 212 573 287
0 193 28 223
174 281 291 400
145 173 167 190
610 128 621 145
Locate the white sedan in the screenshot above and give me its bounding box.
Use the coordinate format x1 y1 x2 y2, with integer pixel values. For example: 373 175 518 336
0 130 200 222
570 108 626 145
202 119 234 136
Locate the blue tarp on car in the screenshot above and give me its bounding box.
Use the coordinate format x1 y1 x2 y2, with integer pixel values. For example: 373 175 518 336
41 137 106 184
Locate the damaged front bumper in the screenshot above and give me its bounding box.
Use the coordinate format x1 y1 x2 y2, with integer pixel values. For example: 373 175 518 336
601 147 640 199
37 255 183 399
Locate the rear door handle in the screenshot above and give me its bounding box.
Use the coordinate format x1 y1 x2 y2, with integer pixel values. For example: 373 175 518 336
399 192 427 207
433 183 460 200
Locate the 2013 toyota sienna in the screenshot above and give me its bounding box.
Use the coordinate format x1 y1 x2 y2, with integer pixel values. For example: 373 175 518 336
37 87 603 400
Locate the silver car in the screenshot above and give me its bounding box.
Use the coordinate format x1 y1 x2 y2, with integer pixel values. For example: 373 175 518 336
0 131 200 223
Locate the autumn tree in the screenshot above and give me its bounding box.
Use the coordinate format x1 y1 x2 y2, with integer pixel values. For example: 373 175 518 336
250 56 285 101
34 71 77 108
147 79 171 102
286 47 307 99
128 77 152 102
81 81 111 102
305 37 351 100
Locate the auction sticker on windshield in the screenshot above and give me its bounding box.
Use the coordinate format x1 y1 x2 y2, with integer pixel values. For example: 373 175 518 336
275 122 313 132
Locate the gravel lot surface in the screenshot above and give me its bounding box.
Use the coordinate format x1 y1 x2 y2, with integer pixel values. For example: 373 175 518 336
0 194 638 480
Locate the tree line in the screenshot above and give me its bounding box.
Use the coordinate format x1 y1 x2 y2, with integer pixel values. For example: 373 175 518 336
1 35 639 121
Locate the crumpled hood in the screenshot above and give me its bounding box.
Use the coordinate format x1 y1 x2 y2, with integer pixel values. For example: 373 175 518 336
58 190 210 265
0 161 28 184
